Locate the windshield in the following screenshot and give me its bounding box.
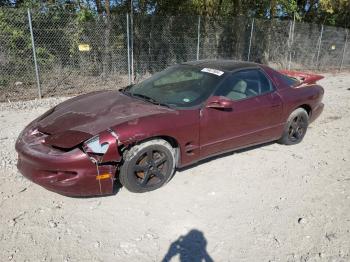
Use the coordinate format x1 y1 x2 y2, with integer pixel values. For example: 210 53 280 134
123 65 225 108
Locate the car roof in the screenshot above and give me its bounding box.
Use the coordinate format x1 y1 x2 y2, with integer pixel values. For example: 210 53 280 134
182 59 261 72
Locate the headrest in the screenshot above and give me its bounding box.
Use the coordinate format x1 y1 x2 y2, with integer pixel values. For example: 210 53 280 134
233 80 247 93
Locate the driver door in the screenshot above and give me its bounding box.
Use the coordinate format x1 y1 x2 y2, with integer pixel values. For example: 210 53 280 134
199 69 283 158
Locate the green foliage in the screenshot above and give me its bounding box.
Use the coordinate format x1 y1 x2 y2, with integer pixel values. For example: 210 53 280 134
0 8 33 87
77 9 95 23
0 0 349 90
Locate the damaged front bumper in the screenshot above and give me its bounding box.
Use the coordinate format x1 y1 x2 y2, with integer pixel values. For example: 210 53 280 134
15 126 121 197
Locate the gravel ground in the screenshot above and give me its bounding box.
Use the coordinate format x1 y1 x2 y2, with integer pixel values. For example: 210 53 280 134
0 73 349 261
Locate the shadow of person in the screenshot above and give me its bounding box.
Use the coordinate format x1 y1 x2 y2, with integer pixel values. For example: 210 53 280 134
162 229 213 262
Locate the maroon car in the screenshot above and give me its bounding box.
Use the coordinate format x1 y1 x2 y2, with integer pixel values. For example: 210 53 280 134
16 60 324 196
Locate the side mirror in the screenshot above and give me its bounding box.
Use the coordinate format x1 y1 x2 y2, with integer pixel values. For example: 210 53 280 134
206 96 233 110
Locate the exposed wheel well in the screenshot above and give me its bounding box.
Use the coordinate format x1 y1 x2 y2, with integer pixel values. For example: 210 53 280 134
120 135 180 166
298 104 312 116
153 136 180 166
157 136 179 149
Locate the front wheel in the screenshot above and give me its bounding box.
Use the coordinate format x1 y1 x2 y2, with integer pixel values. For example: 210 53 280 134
279 108 309 145
119 139 176 193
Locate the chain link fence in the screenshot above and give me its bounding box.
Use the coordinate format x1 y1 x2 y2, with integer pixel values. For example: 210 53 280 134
0 8 35 96
133 16 199 81
30 10 129 98
0 8 349 101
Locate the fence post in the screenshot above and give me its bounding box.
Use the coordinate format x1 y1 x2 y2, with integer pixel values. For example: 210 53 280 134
196 16 201 60
287 13 295 70
316 24 324 69
27 8 41 99
130 9 134 82
126 13 131 85
247 18 254 61
339 29 348 71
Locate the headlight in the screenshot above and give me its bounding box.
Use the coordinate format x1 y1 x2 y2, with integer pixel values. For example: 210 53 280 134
83 135 109 154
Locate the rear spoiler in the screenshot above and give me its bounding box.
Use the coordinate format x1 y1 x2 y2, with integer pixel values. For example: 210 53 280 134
279 70 324 85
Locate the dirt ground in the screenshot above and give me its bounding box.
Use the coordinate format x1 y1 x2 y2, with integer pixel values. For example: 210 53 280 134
0 73 349 262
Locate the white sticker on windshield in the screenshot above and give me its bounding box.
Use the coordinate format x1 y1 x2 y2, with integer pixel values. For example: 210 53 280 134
201 68 224 76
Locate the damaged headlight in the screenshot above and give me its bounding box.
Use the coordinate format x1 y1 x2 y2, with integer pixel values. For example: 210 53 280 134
83 136 109 154
82 130 121 164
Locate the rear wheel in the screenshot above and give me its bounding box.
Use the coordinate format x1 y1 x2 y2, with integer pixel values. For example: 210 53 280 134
279 108 309 145
119 139 176 193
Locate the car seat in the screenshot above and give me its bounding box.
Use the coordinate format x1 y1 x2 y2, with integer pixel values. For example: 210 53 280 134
226 80 247 100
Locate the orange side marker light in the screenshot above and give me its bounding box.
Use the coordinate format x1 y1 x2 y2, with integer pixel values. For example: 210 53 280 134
96 173 112 180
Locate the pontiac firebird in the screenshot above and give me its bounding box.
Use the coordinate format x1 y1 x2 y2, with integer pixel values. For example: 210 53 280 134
15 60 324 196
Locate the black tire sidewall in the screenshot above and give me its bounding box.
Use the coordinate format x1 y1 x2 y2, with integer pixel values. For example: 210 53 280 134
120 142 175 193
280 108 309 145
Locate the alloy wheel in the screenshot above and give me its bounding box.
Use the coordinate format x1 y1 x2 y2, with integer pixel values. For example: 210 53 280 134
288 115 307 142
133 149 169 187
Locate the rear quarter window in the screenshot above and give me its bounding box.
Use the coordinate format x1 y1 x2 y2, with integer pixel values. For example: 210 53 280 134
278 73 300 87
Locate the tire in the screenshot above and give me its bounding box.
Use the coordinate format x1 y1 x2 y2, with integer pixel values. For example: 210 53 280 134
119 139 176 193
279 108 309 145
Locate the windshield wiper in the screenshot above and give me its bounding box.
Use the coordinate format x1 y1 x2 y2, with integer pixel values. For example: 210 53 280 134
119 88 131 96
119 84 135 96
132 93 171 108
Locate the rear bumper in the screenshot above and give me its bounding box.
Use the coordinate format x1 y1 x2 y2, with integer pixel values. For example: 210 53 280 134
16 130 117 197
310 102 324 123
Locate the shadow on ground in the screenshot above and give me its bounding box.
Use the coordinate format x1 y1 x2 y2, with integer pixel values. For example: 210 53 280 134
162 229 213 262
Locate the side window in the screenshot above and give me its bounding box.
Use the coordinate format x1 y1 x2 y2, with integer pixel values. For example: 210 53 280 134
215 69 273 101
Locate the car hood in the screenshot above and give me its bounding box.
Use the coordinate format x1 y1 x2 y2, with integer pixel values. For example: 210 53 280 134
37 90 173 148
